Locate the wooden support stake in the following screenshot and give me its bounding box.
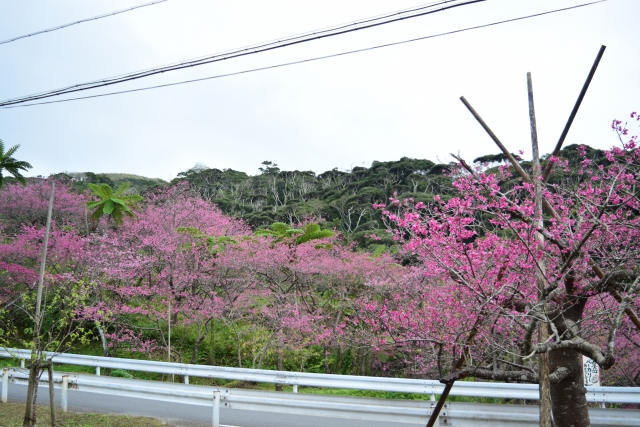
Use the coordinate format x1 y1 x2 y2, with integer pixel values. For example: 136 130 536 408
425 381 453 427
528 72 553 427
47 362 56 427
459 96 530 182
541 45 606 182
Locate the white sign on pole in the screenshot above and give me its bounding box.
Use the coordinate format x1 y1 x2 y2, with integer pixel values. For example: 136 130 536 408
582 356 600 386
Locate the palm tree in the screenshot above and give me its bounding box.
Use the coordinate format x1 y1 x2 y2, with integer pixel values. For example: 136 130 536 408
86 182 142 226
0 139 32 189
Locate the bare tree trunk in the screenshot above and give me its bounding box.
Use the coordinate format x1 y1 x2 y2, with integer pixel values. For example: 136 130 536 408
549 303 590 426
190 323 210 365
323 346 330 374
31 370 39 426
23 364 37 427
275 348 284 392
208 322 215 365
549 349 589 427
98 326 108 356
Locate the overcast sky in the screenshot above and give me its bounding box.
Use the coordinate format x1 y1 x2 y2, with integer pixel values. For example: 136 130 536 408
1 0 638 181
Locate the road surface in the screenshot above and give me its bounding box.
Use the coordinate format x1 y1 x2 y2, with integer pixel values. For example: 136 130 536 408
7 383 424 427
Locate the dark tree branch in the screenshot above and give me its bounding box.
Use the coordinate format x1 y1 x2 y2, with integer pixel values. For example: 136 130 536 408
441 367 539 383
549 367 571 384
531 338 615 370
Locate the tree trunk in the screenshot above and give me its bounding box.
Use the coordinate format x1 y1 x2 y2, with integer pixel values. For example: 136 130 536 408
549 348 589 426
22 364 37 427
323 346 330 374
98 326 108 356
31 373 39 426
208 322 215 365
275 349 283 392
549 301 590 427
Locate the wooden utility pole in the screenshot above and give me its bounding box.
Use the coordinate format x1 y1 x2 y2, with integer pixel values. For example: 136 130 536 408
527 72 553 427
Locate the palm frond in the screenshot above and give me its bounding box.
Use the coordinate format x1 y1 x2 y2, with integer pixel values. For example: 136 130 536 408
103 200 115 215
7 160 32 171
114 182 130 197
86 200 105 209
88 183 110 199
3 144 20 159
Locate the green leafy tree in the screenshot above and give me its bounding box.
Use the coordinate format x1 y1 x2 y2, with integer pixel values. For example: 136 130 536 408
255 222 334 247
176 226 237 255
86 182 142 226
0 139 32 189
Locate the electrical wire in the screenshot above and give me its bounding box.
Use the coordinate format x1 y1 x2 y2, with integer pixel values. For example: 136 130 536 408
0 0 170 46
0 0 609 110
0 0 487 107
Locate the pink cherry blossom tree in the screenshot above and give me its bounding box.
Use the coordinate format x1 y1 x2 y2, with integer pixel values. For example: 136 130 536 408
88 184 250 363
373 122 640 426
0 179 87 235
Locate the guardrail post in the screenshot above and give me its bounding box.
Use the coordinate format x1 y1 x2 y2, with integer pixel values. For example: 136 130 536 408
20 360 25 369
2 368 8 403
61 375 68 412
293 384 298 393
184 375 189 385
212 390 220 427
96 367 100 376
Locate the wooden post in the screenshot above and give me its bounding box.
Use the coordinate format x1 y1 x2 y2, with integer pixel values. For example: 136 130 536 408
425 381 453 427
35 180 55 337
527 72 553 427
47 362 56 427
541 45 606 182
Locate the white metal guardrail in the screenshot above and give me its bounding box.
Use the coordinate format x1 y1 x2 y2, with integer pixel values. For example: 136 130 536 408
2 348 640 404
3 369 639 427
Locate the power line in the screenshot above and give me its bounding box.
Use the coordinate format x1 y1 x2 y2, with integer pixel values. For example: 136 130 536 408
0 0 609 110
0 0 487 107
0 0 170 46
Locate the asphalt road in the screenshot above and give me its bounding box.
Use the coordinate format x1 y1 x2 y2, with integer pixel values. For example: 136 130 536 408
7 384 424 427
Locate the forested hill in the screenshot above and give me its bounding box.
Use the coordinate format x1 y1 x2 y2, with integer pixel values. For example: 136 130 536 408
39 143 607 250
171 143 608 248
53 172 167 194
172 157 453 247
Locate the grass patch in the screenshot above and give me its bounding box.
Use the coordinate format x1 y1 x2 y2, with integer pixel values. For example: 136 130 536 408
0 402 166 427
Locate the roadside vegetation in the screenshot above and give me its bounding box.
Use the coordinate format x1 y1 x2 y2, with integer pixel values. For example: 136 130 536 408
1 402 166 427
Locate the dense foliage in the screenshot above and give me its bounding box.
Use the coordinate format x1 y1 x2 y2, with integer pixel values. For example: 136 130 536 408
172 158 455 248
